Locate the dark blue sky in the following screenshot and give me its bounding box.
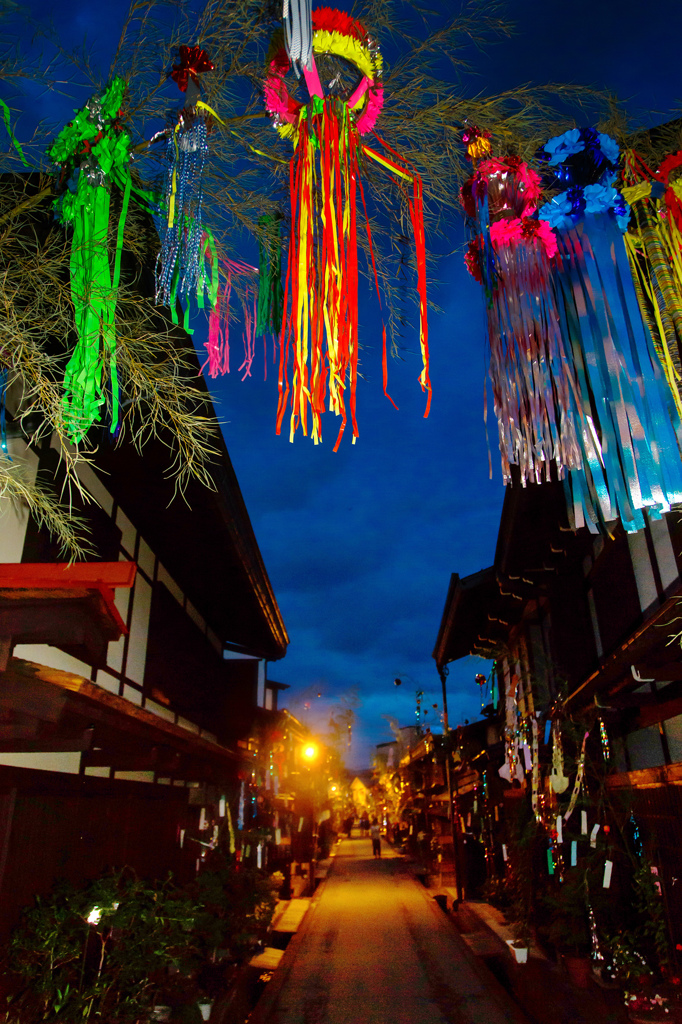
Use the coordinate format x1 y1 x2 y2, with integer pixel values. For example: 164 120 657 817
20 0 682 766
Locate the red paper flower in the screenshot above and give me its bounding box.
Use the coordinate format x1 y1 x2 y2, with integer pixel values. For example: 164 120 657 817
171 45 214 92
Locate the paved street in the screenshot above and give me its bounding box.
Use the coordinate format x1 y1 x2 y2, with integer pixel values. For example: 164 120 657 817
252 835 529 1024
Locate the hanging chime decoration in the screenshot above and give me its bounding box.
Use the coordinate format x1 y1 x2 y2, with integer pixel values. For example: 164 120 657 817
538 129 682 533
49 77 133 443
156 45 219 331
263 7 430 449
460 138 585 487
621 149 682 418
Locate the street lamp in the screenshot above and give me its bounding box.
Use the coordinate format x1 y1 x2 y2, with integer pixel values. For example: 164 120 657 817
302 743 319 762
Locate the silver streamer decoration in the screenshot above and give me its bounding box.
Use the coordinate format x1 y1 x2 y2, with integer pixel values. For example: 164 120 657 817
283 0 313 76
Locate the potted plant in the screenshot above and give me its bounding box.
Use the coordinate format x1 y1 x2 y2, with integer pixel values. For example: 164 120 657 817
541 871 593 988
1 870 202 1022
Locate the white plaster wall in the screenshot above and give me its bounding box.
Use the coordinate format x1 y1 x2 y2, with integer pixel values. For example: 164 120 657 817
157 563 183 604
125 575 152 684
0 751 81 773
75 460 114 517
627 530 658 613
115 506 136 556
651 515 679 590
0 439 38 562
13 644 91 678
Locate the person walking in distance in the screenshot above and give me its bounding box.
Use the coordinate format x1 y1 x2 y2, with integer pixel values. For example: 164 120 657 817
370 818 382 858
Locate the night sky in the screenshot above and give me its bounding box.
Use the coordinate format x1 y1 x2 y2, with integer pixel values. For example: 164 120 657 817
17 0 682 767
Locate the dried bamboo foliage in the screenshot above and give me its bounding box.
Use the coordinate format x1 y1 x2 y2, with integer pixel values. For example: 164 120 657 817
0 0 614 555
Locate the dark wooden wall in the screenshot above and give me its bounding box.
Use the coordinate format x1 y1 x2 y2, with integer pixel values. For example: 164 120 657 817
0 766 199 941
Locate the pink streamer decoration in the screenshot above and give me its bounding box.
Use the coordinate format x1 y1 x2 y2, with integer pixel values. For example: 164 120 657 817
202 259 258 379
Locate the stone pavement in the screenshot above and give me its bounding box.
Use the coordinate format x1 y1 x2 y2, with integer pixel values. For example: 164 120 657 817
248 834 530 1024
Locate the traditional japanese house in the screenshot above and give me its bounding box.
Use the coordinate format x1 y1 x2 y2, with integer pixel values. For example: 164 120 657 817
0 351 288 939
433 468 682 939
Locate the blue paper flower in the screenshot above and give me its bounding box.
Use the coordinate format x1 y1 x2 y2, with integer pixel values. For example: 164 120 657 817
543 128 584 167
583 183 616 215
598 133 620 167
539 184 631 233
538 192 574 230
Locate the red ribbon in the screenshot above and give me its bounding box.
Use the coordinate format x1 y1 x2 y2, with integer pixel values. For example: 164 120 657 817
170 46 214 92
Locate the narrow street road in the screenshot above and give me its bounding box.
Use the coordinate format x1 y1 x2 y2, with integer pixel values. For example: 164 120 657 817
252 835 529 1024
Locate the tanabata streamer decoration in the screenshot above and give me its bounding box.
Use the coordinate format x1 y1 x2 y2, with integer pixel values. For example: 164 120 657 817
621 149 682 418
49 77 132 443
264 7 430 448
538 129 682 533
256 214 285 340
203 259 260 380
461 146 584 486
156 46 219 330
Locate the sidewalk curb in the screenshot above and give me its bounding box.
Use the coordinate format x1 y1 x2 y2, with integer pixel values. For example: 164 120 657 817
401 860 533 1024
245 846 340 1024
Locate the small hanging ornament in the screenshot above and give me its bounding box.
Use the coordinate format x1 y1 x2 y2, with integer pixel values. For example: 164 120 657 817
538 128 682 534
563 729 590 821
49 77 133 442
263 8 430 448
550 720 569 794
157 45 219 332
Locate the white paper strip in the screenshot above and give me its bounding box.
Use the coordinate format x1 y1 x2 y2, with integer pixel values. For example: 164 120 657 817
581 810 588 835
603 860 613 888
590 823 600 848
502 844 508 862
556 815 563 844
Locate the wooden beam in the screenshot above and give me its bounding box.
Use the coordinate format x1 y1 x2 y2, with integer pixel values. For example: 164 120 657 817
3 658 241 768
0 562 136 589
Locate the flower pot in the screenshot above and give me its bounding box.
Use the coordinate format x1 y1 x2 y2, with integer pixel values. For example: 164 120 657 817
506 940 528 964
562 954 592 989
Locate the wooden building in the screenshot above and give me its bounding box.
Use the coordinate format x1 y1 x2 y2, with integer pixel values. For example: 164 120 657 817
0 365 288 938
433 471 682 938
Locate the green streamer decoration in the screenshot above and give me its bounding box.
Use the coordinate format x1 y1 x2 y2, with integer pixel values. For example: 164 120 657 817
0 98 29 167
256 213 284 337
49 77 132 443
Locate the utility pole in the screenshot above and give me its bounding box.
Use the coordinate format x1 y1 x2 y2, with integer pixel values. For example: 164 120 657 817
439 664 465 902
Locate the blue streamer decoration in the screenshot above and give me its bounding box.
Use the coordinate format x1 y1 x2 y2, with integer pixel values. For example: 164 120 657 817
538 130 682 533
156 116 210 321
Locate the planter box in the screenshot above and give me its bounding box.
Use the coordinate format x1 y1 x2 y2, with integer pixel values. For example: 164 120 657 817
506 940 528 964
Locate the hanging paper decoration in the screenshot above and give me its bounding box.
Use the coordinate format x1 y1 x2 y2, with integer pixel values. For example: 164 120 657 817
621 149 682 418
49 77 133 443
538 129 682 534
283 0 313 75
203 259 259 379
550 721 569 794
263 7 430 448
156 46 219 330
562 729 589 822
256 214 285 339
461 149 585 486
